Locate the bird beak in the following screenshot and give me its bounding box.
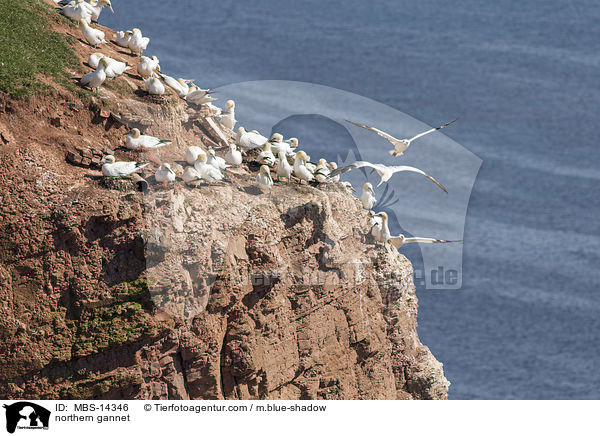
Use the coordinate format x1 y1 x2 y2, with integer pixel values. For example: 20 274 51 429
377 180 383 188
168 167 175 175
108 5 114 13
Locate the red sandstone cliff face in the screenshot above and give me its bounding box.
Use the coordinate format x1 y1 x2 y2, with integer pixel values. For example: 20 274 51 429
0 5 449 400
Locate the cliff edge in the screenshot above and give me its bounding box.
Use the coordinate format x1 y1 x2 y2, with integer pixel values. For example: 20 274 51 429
0 0 449 400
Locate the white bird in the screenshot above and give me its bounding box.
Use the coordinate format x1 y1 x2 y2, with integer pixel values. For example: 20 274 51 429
205 102 222 116
257 142 276 166
125 128 171 151
87 52 104 69
256 165 274 193
217 100 236 130
185 145 206 165
80 57 109 91
160 74 189 98
182 167 202 185
101 155 147 177
341 181 356 193
79 19 107 47
207 149 229 171
224 143 242 166
128 28 149 55
194 152 224 183
89 54 129 78
346 118 457 157
137 56 160 78
236 127 267 151
329 161 447 191
145 73 165 95
155 163 176 186
328 162 340 182
360 182 376 209
390 234 461 249
114 30 133 48
82 0 113 22
61 1 92 23
293 151 313 184
313 159 330 183
274 151 292 182
186 86 215 105
369 212 460 248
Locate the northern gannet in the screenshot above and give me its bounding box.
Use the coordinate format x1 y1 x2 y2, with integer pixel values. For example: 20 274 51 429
61 1 92 23
256 165 274 193
194 152 224 183
80 57 109 91
328 162 339 182
89 54 129 78
186 86 215 105
369 212 460 248
83 0 114 22
101 155 147 177
114 30 133 48
329 161 447 191
79 19 107 47
236 127 267 151
207 149 229 171
360 182 376 209
225 143 242 166
125 128 171 151
346 118 457 157
185 145 206 165
182 167 202 185
155 163 176 186
257 142 276 166
274 151 292 182
145 73 165 95
313 159 330 183
128 28 149 55
137 56 160 78
293 151 313 184
217 100 236 130
160 73 190 98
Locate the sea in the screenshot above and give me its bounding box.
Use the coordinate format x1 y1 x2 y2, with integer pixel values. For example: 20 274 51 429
102 0 600 399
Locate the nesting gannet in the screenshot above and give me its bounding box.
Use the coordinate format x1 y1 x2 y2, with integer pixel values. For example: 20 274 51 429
194 152 224 183
101 155 147 177
313 159 330 183
217 100 236 130
83 0 114 22
88 52 104 69
329 161 447 191
114 30 133 48
256 165 274 193
236 127 267 151
79 19 107 47
205 102 222 116
328 162 340 182
274 151 292 182
182 167 202 185
137 56 160 78
293 151 313 184
61 1 92 23
145 73 165 95
125 128 171 151
128 28 150 55
225 143 242 166
341 181 356 193
80 57 109 91
257 142 276 166
185 145 206 165
155 163 176 186
346 118 457 157
89 54 129 78
159 74 190 98
186 86 215 105
360 182 376 209
207 149 229 171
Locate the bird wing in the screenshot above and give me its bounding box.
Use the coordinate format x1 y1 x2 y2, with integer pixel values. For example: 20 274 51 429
387 165 448 193
397 236 462 247
114 162 147 176
346 120 408 154
328 161 383 178
409 118 458 142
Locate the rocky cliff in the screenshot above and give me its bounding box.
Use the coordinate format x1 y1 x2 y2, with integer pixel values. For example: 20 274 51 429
0 0 449 400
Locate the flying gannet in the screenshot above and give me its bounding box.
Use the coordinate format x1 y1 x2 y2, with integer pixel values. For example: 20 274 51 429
137 56 160 78
329 161 447 191
194 152 224 183
225 143 242 166
360 182 376 209
80 57 109 91
369 212 460 248
126 128 171 151
256 165 274 193
346 118 457 157
293 151 313 184
79 19 107 47
274 151 292 182
217 100 236 131
128 28 150 55
155 163 176 186
101 155 147 177
145 73 165 95
236 127 267 151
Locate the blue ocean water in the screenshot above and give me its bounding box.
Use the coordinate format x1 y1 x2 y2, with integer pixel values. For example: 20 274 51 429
102 0 600 399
